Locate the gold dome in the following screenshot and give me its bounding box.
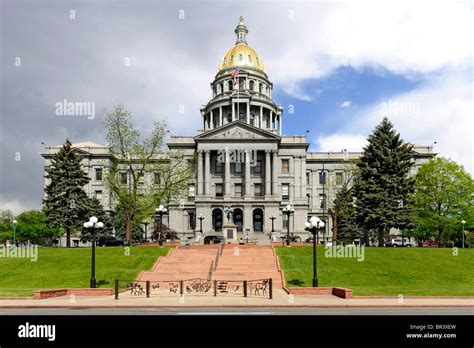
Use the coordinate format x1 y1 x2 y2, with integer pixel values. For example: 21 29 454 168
218 17 265 73
219 43 265 72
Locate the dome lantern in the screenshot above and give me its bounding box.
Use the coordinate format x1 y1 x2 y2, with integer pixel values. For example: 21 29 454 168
235 16 248 44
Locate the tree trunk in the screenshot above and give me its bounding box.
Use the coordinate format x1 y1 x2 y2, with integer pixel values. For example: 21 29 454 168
125 217 132 246
331 213 338 241
378 228 384 247
66 227 71 248
438 225 444 248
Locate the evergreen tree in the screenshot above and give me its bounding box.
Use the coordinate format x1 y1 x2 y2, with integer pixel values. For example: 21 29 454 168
79 197 113 243
353 117 416 246
43 139 91 247
335 185 363 243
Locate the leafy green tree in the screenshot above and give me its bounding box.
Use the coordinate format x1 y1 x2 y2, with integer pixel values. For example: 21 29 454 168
414 157 474 246
79 198 113 243
104 105 193 245
15 210 62 246
0 210 14 246
353 117 416 246
43 139 91 247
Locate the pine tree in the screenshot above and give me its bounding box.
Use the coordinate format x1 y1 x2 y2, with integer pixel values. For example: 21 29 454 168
43 139 91 247
335 184 363 243
353 117 416 246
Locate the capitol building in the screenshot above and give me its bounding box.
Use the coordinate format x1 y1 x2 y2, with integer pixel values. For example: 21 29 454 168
42 18 434 242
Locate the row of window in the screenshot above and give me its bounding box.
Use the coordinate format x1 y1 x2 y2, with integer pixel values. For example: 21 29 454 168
213 79 269 96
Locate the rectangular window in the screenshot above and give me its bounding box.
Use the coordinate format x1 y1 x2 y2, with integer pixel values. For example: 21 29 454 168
235 162 242 174
216 162 223 174
319 171 326 185
254 160 262 174
282 159 289 173
254 183 262 196
154 172 161 185
188 211 196 230
95 168 102 181
234 184 242 197
94 190 103 201
306 172 310 185
188 184 195 200
215 183 223 197
319 194 326 209
307 193 311 204
239 54 243 61
120 172 127 185
282 184 289 200
248 54 252 62
282 213 288 230
336 172 343 185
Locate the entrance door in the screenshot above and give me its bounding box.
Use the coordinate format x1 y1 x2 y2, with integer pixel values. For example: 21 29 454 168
253 208 263 232
233 208 243 232
212 208 223 232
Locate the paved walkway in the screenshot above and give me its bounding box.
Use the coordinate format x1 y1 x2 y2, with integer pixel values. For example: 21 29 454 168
0 290 473 308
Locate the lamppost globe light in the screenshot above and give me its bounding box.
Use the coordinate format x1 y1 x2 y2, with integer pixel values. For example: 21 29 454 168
319 221 325 228
83 222 89 228
90 216 98 224
461 220 466 224
286 204 291 211
13 220 17 224
158 204 164 211
309 216 319 225
96 222 104 229
304 222 311 229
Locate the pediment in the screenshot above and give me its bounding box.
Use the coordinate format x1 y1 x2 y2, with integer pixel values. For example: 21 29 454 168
194 121 280 141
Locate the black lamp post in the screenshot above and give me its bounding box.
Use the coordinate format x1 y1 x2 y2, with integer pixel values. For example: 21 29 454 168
282 204 294 246
155 204 168 246
197 214 205 236
83 216 104 288
305 216 325 287
269 214 276 233
143 222 148 243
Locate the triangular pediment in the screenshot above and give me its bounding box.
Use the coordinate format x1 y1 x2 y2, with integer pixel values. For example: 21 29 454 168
194 121 280 141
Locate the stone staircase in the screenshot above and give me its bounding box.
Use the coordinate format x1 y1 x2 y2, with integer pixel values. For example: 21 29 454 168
137 244 284 288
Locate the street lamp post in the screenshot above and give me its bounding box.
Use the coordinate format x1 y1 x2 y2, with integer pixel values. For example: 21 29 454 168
143 222 148 243
305 216 325 287
197 214 205 236
83 216 104 288
269 214 276 233
12 220 17 246
461 220 466 249
155 204 168 246
282 204 294 247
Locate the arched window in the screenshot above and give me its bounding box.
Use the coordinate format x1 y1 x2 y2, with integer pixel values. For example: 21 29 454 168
213 86 217 96
228 80 233 91
220 83 224 94
239 112 245 122
239 78 244 90
259 83 263 94
249 80 255 91
250 113 255 126
227 114 232 123
230 55 234 62
248 54 252 62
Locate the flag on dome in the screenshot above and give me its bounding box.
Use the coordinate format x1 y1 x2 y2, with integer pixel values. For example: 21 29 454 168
231 66 240 85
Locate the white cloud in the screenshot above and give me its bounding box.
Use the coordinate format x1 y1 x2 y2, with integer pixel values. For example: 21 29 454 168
315 133 367 152
314 70 474 173
339 100 352 108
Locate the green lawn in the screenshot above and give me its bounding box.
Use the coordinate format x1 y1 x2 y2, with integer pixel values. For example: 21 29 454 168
275 246 474 296
0 246 171 297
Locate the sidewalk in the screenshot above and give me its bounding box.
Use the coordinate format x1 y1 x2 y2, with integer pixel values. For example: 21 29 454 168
0 290 473 308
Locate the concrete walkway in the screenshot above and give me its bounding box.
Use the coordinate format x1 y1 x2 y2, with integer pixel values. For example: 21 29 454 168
0 290 473 309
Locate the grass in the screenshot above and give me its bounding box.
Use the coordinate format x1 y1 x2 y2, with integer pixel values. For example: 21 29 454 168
275 246 474 296
0 246 171 297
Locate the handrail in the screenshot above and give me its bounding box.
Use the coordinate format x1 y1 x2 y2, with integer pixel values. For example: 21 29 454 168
207 260 214 281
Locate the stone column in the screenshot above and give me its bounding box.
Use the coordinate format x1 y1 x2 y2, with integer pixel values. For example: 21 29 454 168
245 149 251 197
246 102 250 124
210 110 214 129
232 102 235 121
260 106 263 129
272 150 278 195
265 150 271 196
301 156 306 198
204 151 210 196
219 106 223 127
279 114 282 135
224 149 231 196
270 110 274 129
197 151 203 195
294 157 301 198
